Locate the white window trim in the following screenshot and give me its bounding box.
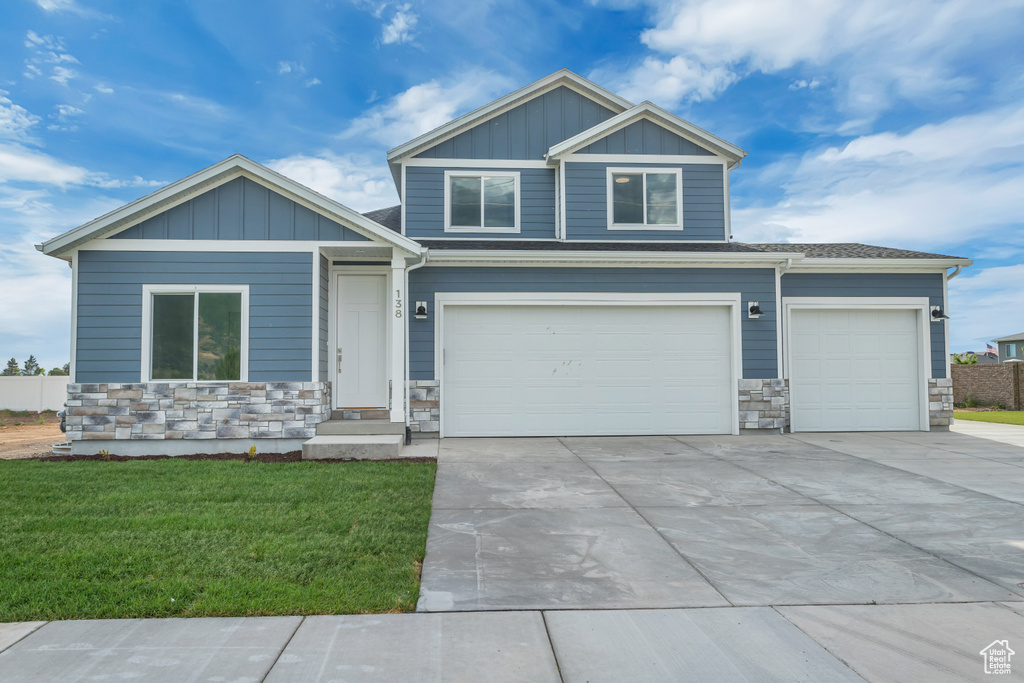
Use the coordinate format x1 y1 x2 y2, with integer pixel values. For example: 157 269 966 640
141 284 250 382
606 167 683 231
443 170 521 234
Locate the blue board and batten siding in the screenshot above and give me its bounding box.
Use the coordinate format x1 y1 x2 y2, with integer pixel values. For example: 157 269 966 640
405 167 556 239
414 86 617 160
564 162 725 241
578 119 716 156
408 266 778 381
781 273 947 378
113 177 368 241
76 251 313 383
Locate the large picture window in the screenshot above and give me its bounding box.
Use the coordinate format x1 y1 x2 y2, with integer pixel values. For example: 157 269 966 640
144 286 248 381
444 171 520 233
607 168 683 230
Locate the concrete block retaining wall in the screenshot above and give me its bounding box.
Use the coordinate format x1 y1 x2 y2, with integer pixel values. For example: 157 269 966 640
65 381 331 445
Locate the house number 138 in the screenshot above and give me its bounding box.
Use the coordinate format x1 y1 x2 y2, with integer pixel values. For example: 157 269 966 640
395 290 403 318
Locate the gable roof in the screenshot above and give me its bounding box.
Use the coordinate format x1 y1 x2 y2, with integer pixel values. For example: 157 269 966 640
992 332 1024 343
385 69 633 164
362 205 402 233
545 101 747 167
38 155 423 259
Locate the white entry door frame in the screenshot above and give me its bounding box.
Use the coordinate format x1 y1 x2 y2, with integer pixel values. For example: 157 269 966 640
330 267 392 410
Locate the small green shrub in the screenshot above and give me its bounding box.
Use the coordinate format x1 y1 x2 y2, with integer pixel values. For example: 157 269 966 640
245 445 257 462
964 395 980 408
98 449 111 461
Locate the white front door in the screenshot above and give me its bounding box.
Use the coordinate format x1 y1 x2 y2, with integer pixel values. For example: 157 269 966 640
441 303 735 437
336 274 387 409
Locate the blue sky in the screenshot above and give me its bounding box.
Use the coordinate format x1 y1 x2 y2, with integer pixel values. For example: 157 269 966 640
2 0 1023 371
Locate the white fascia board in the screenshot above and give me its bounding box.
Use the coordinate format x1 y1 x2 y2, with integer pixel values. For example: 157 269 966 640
386 70 633 163
41 155 423 259
545 102 747 166
788 257 973 272
425 250 804 268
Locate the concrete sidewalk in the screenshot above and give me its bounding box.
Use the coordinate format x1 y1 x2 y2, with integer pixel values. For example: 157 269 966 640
3 602 1023 681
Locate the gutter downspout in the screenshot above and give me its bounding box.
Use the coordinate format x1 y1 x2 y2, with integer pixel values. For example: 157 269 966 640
780 257 793 275
404 250 428 443
946 265 962 280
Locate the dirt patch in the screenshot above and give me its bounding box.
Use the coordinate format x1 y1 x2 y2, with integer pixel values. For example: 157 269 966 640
0 422 66 460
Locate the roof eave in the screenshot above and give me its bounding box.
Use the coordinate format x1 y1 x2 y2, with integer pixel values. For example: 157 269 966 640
424 249 804 267
789 257 974 271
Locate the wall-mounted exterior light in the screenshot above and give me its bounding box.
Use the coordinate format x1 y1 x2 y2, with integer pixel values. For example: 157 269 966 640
931 305 949 321
415 301 428 319
748 302 763 319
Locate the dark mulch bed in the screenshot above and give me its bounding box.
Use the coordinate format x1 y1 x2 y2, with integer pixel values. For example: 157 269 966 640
39 451 435 464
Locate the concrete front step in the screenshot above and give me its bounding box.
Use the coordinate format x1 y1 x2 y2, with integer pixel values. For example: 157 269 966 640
316 419 406 436
302 434 404 460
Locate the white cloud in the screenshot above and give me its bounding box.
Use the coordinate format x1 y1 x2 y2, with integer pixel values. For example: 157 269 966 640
24 31 81 87
49 66 78 87
0 143 90 186
93 83 114 94
277 60 306 75
732 103 1024 248
47 104 84 131
598 0 1024 115
0 91 41 141
789 79 822 91
341 71 514 148
381 4 418 45
265 152 398 212
593 55 736 106
34 0 113 20
305 78 321 88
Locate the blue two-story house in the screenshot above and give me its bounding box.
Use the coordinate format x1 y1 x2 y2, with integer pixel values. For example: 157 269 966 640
39 70 971 455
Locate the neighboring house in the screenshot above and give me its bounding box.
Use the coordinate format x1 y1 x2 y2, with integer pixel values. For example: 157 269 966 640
39 70 972 456
992 333 1024 362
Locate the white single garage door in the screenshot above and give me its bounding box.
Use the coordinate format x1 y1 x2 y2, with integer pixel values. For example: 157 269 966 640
788 308 923 431
441 303 735 437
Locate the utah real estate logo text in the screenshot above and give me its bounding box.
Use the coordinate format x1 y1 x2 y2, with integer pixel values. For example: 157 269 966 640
980 640 1014 675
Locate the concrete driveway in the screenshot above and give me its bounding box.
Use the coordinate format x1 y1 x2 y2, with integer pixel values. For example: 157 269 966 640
3 424 1024 682
419 428 1024 612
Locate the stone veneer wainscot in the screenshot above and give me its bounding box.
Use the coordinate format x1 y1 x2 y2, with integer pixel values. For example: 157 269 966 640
65 381 331 442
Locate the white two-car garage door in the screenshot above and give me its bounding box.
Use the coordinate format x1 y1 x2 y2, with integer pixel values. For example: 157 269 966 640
441 302 736 437
788 307 925 431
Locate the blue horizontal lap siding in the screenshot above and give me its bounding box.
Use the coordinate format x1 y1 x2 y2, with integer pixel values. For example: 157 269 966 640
414 86 617 160
75 251 313 383
405 167 556 239
565 162 725 241
579 119 716 156
408 266 777 381
112 177 368 241
780 272 947 379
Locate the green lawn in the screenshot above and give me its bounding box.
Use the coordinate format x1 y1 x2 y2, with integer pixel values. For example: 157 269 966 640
954 411 1024 426
0 459 436 621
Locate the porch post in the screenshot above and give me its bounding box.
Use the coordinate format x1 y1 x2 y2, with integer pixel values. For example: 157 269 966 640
390 254 407 423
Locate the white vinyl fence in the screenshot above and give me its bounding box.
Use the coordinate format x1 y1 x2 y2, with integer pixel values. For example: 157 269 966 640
0 376 70 412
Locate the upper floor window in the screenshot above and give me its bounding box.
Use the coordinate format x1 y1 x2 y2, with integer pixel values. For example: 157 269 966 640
1008 344 1017 358
444 170 520 233
143 285 248 381
607 168 682 230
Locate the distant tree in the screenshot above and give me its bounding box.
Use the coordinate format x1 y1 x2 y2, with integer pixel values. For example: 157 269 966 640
953 352 978 365
21 355 40 376
48 367 68 376
62 362 70 374
2 358 19 376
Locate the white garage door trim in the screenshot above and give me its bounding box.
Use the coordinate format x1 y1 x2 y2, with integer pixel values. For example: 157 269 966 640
435 292 743 437
782 297 932 432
